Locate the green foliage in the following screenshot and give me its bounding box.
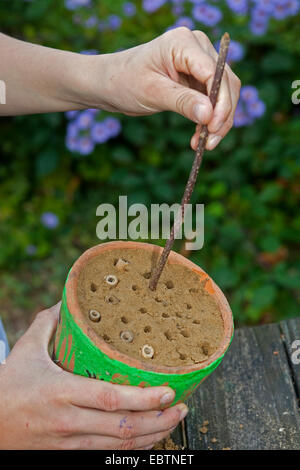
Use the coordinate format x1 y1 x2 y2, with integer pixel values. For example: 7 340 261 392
0 0 300 334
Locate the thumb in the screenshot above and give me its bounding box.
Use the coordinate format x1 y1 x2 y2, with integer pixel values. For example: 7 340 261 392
158 76 213 125
22 302 61 351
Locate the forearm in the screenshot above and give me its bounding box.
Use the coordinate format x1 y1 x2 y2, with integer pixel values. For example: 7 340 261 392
0 33 110 116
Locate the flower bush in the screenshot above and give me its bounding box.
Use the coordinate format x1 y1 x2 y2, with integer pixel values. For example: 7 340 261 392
0 0 300 337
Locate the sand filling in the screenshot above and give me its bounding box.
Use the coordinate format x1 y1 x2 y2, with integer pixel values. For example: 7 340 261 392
77 248 224 367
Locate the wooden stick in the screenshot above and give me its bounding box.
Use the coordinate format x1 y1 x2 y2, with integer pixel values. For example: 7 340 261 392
149 33 230 291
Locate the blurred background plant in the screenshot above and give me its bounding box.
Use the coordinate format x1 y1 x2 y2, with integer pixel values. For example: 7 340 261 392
1 0 299 344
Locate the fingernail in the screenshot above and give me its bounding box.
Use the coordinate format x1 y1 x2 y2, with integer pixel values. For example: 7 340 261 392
194 103 208 123
161 392 174 405
207 134 222 150
177 403 188 421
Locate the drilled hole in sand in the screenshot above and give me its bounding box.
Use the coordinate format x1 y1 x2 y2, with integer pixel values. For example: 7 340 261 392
165 280 174 289
144 326 151 333
143 272 151 279
164 331 173 341
121 316 129 324
132 285 139 291
105 295 119 305
90 283 97 292
140 307 147 314
193 319 200 324
189 288 198 294
180 329 190 338
176 312 183 318
103 334 110 342
186 304 192 310
155 297 162 303
179 353 187 361
201 342 210 356
162 312 169 318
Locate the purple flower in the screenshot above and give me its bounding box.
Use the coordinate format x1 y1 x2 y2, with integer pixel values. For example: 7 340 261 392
123 2 136 17
77 136 95 155
84 15 98 29
65 133 80 152
66 121 79 138
246 99 266 118
65 0 91 10
240 85 259 103
252 0 274 13
250 16 269 35
192 4 223 26
173 16 195 30
65 110 79 120
41 212 59 229
226 0 248 15
234 105 252 127
80 49 98 55
251 5 271 21
215 39 244 62
285 0 300 15
26 245 37 256
103 117 122 138
142 0 167 14
108 14 122 30
75 110 95 130
91 122 110 143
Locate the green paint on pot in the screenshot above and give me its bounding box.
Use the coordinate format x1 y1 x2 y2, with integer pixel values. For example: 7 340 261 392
54 286 233 405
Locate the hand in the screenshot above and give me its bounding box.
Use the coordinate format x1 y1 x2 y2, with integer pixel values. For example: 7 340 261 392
97 27 241 150
0 303 187 450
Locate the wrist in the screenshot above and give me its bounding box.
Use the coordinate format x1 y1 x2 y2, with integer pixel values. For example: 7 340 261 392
69 53 116 111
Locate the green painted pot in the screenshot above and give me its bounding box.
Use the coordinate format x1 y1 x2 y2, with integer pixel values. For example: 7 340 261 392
53 241 234 405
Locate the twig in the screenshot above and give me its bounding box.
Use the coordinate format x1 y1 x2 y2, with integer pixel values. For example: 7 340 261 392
149 33 230 291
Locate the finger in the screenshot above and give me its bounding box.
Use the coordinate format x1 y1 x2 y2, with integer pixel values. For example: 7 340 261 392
66 374 175 411
157 75 213 125
65 404 186 439
62 428 173 450
18 302 61 351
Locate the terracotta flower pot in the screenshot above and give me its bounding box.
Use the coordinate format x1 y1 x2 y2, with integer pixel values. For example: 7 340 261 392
53 241 234 405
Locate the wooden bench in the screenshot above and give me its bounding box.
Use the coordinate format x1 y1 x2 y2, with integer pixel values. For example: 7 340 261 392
171 319 300 450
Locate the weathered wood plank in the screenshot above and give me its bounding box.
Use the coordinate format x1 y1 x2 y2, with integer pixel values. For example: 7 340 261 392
280 318 300 398
185 322 300 450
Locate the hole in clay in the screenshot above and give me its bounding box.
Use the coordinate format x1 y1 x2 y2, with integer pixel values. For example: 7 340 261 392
88 309 101 322
105 275 118 286
105 295 120 305
120 330 133 343
165 280 174 289
164 331 173 341
179 353 187 361
201 342 210 356
143 272 151 279
193 319 200 324
103 334 110 342
140 307 147 314
90 283 97 292
144 326 151 333
180 329 190 338
186 304 192 310
121 316 129 324
162 312 169 318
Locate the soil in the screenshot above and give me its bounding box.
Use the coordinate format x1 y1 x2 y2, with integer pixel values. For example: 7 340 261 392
77 248 224 367
153 437 180 450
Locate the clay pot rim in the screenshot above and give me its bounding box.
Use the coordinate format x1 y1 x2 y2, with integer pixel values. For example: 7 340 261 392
65 241 234 375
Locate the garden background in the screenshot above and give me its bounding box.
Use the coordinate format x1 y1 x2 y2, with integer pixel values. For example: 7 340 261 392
1 0 299 346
